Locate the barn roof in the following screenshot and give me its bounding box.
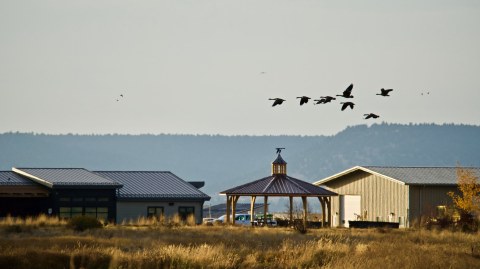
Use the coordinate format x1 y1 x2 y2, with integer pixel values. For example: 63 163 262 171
12 168 122 189
95 171 210 201
220 174 337 196
314 166 480 186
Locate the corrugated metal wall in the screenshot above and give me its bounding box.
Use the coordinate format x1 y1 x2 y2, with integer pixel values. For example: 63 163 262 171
323 170 409 227
408 185 457 224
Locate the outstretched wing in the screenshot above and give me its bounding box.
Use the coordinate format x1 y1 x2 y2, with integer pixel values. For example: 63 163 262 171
344 84 353 94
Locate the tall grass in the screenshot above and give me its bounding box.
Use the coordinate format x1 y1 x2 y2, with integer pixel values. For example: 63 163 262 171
0 214 66 227
0 220 479 268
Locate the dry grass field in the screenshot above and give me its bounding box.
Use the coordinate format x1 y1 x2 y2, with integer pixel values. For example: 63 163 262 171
0 216 479 269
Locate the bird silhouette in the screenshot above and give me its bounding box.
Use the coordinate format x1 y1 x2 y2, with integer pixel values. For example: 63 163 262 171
336 84 354 98
340 102 355 111
297 96 311 105
269 98 286 107
120 94 124 97
364 113 380 119
276 147 285 154
314 96 336 104
376 88 393 97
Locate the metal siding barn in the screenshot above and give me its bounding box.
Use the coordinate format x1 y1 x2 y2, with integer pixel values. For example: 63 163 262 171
314 166 477 227
322 169 409 227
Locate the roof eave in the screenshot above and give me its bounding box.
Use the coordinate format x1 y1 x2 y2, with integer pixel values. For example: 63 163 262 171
313 166 406 186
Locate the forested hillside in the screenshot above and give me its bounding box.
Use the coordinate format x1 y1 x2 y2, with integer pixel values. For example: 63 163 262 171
1 123 479 205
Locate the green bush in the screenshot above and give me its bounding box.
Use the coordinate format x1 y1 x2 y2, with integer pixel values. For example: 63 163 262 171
67 216 103 231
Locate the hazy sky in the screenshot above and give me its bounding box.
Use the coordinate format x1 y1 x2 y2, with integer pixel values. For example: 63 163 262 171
1 0 479 136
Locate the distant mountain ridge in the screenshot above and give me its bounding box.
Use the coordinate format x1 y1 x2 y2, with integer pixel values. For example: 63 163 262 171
1 123 479 205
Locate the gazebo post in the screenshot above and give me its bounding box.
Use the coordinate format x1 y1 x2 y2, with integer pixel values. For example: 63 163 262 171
226 195 231 224
326 197 331 227
301 196 307 229
250 196 256 226
232 195 239 225
289 196 294 227
263 196 268 226
319 197 326 228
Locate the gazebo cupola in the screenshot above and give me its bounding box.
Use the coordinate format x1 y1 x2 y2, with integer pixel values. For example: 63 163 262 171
271 153 287 175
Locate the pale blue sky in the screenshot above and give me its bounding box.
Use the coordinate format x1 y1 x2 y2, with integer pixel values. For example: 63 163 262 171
1 0 479 135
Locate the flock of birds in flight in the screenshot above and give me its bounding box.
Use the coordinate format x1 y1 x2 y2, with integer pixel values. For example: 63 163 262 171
268 84 394 120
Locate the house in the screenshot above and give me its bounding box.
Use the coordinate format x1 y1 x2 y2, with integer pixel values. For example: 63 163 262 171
95 171 210 224
0 168 210 224
314 166 480 227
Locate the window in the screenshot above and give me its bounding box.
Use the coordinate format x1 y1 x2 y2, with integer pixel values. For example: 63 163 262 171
58 207 108 221
59 207 71 218
178 207 195 221
72 197 83 202
147 207 164 219
98 197 109 202
72 207 83 217
85 197 96 202
59 197 71 202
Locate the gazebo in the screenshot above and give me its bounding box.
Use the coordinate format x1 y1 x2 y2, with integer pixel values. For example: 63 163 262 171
220 150 337 228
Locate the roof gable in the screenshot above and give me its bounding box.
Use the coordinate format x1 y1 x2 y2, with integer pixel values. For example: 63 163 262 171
94 171 210 201
314 166 480 186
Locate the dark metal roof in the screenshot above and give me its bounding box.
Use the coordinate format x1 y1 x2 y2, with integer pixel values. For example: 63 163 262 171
272 154 287 165
12 168 122 188
314 166 480 186
220 174 337 196
95 171 211 201
0 171 37 186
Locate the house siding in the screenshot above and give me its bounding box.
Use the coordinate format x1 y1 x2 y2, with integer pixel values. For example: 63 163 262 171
117 200 205 224
322 170 409 227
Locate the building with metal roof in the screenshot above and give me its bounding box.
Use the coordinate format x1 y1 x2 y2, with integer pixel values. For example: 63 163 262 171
313 166 480 227
95 171 210 223
0 168 210 224
1 168 122 221
220 151 337 228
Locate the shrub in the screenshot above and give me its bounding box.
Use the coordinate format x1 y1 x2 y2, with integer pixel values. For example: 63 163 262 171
67 216 103 231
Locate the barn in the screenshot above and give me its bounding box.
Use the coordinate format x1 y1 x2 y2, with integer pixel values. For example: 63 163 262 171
313 166 480 228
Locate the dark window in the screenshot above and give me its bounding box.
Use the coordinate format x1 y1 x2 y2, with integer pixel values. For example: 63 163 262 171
147 207 164 219
97 197 109 202
58 207 108 221
72 197 83 202
59 197 71 202
178 207 195 221
85 197 96 202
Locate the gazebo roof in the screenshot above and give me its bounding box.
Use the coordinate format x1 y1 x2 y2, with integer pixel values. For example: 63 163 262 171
220 174 337 197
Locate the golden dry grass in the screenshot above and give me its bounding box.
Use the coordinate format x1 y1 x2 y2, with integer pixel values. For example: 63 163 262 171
0 218 479 269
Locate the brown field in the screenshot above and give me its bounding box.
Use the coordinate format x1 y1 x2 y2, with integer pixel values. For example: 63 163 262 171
0 216 479 269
